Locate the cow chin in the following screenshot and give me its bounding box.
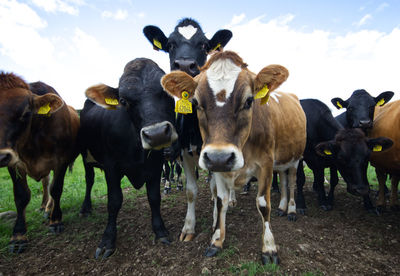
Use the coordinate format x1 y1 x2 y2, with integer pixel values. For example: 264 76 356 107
0 148 19 168
199 144 244 172
140 121 178 150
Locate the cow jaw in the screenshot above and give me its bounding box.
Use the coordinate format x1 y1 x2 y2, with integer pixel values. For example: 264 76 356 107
199 144 244 172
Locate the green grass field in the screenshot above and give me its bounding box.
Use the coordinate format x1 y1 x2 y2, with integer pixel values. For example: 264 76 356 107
0 157 384 254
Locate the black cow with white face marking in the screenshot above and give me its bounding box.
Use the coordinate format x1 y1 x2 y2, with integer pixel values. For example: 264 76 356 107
143 18 232 241
78 58 177 259
331 89 393 130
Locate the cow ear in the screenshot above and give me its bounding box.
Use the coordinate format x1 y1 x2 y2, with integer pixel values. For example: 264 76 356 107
253 65 289 97
331 97 347 110
315 141 337 157
367 137 393 152
161 71 197 99
33 94 64 115
208 29 233 53
85 84 120 109
143 25 169 52
374 91 394 107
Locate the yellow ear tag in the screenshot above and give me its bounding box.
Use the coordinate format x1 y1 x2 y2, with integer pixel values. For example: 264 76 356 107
336 101 343 109
376 98 385 106
254 85 270 105
212 43 221 51
105 98 119 106
37 103 51 115
153 39 162 50
175 91 192 114
324 149 332 155
373 145 382 152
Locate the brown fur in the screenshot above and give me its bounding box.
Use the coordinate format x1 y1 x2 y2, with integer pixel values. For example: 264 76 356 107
0 72 30 91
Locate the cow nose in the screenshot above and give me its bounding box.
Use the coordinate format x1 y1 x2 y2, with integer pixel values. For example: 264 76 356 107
0 153 11 167
203 151 236 172
172 59 198 76
359 119 372 128
141 122 177 150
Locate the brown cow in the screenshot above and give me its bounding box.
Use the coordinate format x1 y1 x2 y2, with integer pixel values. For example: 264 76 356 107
369 100 400 211
161 51 306 264
0 72 79 253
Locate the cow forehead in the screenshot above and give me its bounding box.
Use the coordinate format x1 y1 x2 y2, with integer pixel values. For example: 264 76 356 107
205 58 243 107
178 25 198 40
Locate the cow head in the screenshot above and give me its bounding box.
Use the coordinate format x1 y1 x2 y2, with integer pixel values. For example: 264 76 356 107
85 58 177 150
0 72 64 167
331 89 394 130
161 51 288 172
143 18 232 76
316 128 393 196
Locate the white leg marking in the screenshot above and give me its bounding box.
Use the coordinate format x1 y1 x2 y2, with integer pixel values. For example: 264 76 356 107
263 222 277 253
181 150 198 236
278 171 288 212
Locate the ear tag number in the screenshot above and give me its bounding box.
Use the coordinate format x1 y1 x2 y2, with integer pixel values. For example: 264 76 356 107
376 99 385 106
336 101 343 109
37 103 51 115
212 43 221 52
373 145 382 152
153 39 162 50
175 91 192 114
324 149 332 155
255 85 270 105
105 98 119 106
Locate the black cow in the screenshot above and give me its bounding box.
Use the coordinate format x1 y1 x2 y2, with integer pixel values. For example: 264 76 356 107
296 99 392 216
143 18 232 241
78 58 177 259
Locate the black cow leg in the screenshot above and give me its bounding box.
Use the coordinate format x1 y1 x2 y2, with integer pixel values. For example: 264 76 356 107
296 161 307 215
272 172 280 193
8 167 30 253
95 170 123 259
326 166 338 208
49 164 68 234
146 177 170 244
314 169 331 211
176 164 183 191
363 195 379 215
80 162 95 217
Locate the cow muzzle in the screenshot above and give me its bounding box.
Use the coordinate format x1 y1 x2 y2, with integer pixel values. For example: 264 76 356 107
140 121 178 150
199 144 244 172
0 149 18 168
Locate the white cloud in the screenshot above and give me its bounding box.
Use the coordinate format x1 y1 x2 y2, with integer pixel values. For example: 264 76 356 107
31 0 82 15
229 13 246 26
101 9 128 20
354 14 372 27
225 15 400 112
377 2 389 12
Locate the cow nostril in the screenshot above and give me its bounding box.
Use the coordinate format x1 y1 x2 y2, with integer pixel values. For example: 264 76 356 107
226 152 235 164
189 63 196 71
203 152 210 163
172 61 180 70
163 123 171 136
0 153 12 166
142 130 151 140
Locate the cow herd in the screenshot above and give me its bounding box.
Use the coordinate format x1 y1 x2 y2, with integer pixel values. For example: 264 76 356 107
0 18 398 265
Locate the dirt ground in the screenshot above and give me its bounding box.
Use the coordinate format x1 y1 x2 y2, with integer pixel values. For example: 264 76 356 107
1 173 400 276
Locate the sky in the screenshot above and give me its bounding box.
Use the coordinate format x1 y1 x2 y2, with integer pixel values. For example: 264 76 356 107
1 0 400 112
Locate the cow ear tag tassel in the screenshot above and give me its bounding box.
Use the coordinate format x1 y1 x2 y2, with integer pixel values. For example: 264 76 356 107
376 98 385 106
37 103 51 115
175 91 192 114
373 145 382 152
254 84 270 105
153 39 162 50
324 149 332 155
105 98 119 106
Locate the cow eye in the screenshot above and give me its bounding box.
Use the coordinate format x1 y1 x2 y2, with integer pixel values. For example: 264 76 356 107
168 42 176 51
119 98 127 106
243 97 254 110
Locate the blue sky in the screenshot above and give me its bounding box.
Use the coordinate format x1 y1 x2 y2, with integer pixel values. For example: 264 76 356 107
1 0 400 109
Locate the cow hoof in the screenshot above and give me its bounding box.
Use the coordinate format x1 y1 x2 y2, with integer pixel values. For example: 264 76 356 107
375 206 385 215
229 200 237 207
179 233 195 242
43 211 50 220
272 187 280 194
287 213 297 222
261 252 280 265
164 188 171 194
297 208 306 215
204 245 221 257
156 236 171 245
276 209 286 217
95 247 115 260
79 210 91 218
9 239 28 254
177 185 184 191
49 222 64 234
321 205 332 211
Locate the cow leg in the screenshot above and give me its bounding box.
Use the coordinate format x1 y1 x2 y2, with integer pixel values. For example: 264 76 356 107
296 161 307 214
163 162 171 194
80 162 95 217
257 167 279 265
327 166 339 209
180 151 197 241
210 176 218 230
146 174 170 244
41 174 52 219
272 172 280 193
8 167 30 254
176 162 183 191
49 164 68 234
229 189 237 207
277 170 288 216
95 169 123 259
287 166 298 221
314 168 330 210
205 173 229 257
389 175 400 211
376 168 387 212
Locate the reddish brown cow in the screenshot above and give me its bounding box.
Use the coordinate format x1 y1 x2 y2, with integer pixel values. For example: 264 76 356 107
0 72 79 253
369 100 400 211
161 51 306 264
